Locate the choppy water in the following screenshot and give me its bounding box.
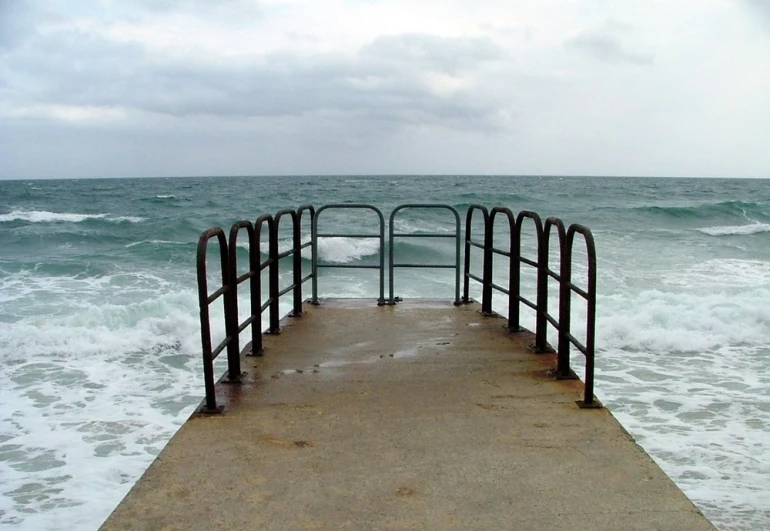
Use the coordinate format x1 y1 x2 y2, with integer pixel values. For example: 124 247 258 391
1 175 769 530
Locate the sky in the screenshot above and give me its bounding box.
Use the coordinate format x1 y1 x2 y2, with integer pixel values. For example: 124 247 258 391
0 0 769 179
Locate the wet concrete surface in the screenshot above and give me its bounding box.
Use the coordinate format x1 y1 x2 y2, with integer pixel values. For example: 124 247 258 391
101 299 715 530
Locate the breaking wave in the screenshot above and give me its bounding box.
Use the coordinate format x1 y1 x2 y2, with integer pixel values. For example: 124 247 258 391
0 210 145 224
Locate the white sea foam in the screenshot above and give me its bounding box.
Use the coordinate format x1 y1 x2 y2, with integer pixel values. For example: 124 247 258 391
392 218 453 234
664 259 770 289
106 216 146 223
316 237 381 263
0 210 108 223
697 223 770 236
124 240 187 248
0 210 145 224
597 288 770 353
0 286 207 530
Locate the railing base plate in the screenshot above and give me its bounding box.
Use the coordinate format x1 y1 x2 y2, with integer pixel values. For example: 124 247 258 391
224 371 247 383
576 398 603 409
530 343 555 354
552 369 579 380
197 404 225 415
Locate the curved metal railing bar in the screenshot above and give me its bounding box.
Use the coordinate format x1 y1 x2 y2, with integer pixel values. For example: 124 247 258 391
543 217 568 367
196 227 233 414
514 211 548 352
312 204 386 305
462 204 491 311
389 204 462 305
489 207 518 332
296 205 316 309
274 209 303 320
227 220 256 367
197 203 600 411
253 214 276 344
563 224 600 408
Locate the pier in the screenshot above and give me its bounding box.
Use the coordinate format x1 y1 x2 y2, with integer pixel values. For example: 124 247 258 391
100 204 715 530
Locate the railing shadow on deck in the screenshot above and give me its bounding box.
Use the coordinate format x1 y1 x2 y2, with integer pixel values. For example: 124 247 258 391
197 203 600 413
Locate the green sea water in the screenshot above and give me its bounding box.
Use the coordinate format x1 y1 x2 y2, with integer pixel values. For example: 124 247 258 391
1 175 769 530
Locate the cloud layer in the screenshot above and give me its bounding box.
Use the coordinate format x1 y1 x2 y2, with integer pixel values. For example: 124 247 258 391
1 0 769 178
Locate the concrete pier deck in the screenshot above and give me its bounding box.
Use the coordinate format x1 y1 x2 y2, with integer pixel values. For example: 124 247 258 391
101 300 714 530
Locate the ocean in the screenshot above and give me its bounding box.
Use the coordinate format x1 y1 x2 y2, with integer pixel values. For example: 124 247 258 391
1 175 769 530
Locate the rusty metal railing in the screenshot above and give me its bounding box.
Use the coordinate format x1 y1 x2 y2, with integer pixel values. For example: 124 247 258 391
462 208 600 408
463 204 491 312
196 227 236 414
198 203 599 412
196 206 316 413
489 207 517 332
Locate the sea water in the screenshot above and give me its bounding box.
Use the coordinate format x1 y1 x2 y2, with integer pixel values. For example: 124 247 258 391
1 175 768 530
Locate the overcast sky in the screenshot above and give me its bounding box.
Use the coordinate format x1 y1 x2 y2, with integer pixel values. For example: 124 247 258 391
1 0 769 179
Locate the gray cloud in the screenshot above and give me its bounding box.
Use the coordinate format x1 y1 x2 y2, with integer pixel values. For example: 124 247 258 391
0 0 43 49
566 23 653 65
1 26 508 131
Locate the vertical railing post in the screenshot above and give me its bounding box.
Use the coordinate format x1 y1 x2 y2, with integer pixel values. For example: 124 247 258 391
463 212 472 304
534 231 548 353
557 236 572 378
511 217 522 332
269 212 280 333
481 214 493 314
248 219 260 355
311 210 319 305
292 211 302 316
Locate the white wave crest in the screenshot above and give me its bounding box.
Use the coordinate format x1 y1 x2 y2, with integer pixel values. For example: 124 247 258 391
125 240 186 248
109 216 146 223
317 237 380 263
0 210 108 223
664 259 770 289
697 223 770 236
596 288 770 353
238 236 374 263
0 210 145 224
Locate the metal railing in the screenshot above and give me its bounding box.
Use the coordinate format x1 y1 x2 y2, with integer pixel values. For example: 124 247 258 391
196 228 235 414
389 204 461 305
311 204 386 305
196 206 315 413
197 202 600 412
462 208 600 408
